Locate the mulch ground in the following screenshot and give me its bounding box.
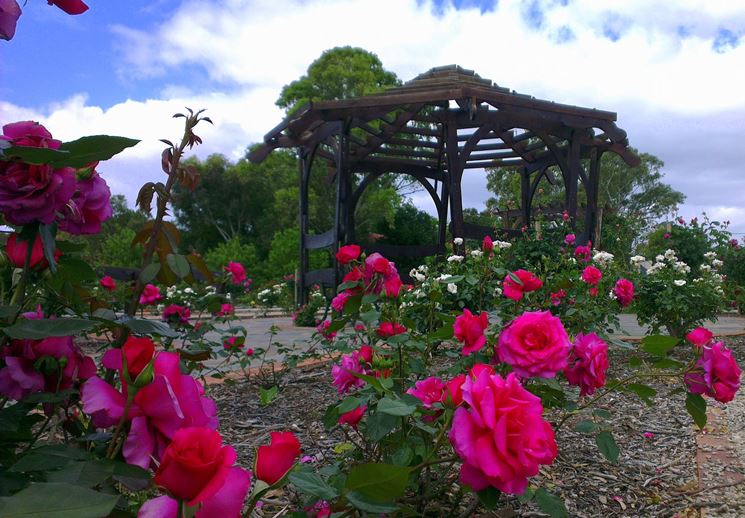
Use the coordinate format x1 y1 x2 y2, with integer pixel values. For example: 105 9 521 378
207 337 745 517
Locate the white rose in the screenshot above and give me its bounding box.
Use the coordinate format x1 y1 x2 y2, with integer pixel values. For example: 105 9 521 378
655 255 665 262
712 259 723 268
414 273 426 282
674 279 687 286
447 255 464 263
447 283 458 294
453 237 464 245
495 240 512 249
471 250 483 258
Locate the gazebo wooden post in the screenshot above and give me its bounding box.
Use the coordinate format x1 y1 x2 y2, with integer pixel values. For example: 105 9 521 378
445 111 465 253
332 121 350 290
298 146 309 306
520 166 531 228
566 132 581 229
582 147 602 246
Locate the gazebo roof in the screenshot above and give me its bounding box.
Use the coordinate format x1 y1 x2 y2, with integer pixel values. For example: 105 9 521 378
250 64 639 171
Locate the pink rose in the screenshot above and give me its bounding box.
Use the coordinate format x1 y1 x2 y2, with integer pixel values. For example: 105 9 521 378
482 235 494 254
338 405 366 428
549 289 566 306
406 377 445 409
449 370 557 494
0 121 76 225
216 303 234 318
564 233 576 245
255 431 301 485
58 169 113 235
100 275 117 292
331 290 352 312
316 319 336 341
358 345 373 364
0 0 21 40
686 327 713 350
562 211 569 221
5 233 53 270
376 321 406 338
48 0 89 15
162 304 191 325
613 278 634 307
335 244 361 265
224 262 246 285
0 335 96 401
453 309 489 355
331 351 365 394
497 311 570 378
574 245 591 262
444 374 466 407
564 333 609 396
588 287 598 297
139 284 162 305
581 265 602 285
363 252 402 297
684 341 741 403
502 270 543 301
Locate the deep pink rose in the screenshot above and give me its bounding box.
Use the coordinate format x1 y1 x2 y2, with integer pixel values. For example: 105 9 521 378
453 309 489 355
444 374 467 407
0 0 21 41
58 170 112 234
564 233 576 245
331 351 365 394
100 275 117 291
358 345 373 364
331 290 352 312
316 319 336 341
376 321 406 338
224 262 246 285
123 336 156 380
574 245 591 262
564 333 609 396
48 0 89 15
686 327 713 350
223 336 244 351
338 405 366 428
255 431 301 485
139 284 162 305
581 265 602 285
502 270 543 301
139 466 251 518
216 303 234 318
81 352 218 468
0 336 95 400
154 427 237 506
0 121 76 225
549 289 566 306
613 278 634 307
449 370 557 494
5 233 48 270
335 244 361 265
497 311 570 378
162 304 191 325
482 235 494 254
684 341 741 403
363 252 401 297
406 377 445 409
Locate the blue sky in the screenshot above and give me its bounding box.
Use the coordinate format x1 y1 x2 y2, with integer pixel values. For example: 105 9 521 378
2 0 745 233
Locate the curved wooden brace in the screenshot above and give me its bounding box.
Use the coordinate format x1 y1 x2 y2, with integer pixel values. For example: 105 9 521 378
350 171 444 223
458 124 499 169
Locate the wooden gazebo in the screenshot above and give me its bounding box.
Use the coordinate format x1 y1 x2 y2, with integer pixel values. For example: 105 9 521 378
250 65 639 304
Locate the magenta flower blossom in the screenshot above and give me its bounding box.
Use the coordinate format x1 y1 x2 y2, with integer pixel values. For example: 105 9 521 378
684 341 741 403
613 278 634 307
564 333 609 396
686 327 713 350
453 309 489 355
406 377 446 409
0 121 76 225
139 284 162 305
58 170 113 234
331 351 366 394
497 311 570 379
581 265 602 286
224 262 246 285
162 304 191 324
0 0 21 40
449 370 557 494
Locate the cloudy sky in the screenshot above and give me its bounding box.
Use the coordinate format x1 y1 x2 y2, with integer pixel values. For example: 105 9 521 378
2 0 744 233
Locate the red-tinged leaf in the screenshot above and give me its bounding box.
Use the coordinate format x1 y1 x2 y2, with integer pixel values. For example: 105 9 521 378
161 148 172 174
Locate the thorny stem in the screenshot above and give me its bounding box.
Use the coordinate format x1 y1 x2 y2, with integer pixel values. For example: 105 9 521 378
106 391 135 459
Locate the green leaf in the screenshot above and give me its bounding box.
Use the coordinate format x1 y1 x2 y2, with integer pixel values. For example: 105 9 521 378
476 487 501 510
0 305 20 320
429 323 454 340
366 412 398 442
57 257 96 283
38 224 58 273
326 318 348 333
139 263 160 284
345 492 399 513
390 446 414 467
592 409 612 419
337 396 364 414
3 318 98 339
685 392 707 429
289 471 339 500
534 488 569 518
166 254 190 279
0 472 30 497
573 420 598 434
0 482 119 518
345 463 410 501
55 135 140 168
359 309 380 323
259 386 278 406
11 445 90 473
595 431 619 463
46 460 115 487
626 383 657 405
377 397 417 416
117 316 178 338
641 335 679 356
2 146 68 164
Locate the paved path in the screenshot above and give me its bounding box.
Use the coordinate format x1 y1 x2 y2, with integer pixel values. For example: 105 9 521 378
207 313 745 363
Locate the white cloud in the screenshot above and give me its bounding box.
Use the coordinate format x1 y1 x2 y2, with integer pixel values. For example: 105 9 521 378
4 0 745 233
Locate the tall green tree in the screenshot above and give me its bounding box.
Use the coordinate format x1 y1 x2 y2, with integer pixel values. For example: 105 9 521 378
276 46 400 113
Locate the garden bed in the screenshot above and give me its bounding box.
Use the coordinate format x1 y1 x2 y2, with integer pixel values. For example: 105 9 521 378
208 337 745 517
